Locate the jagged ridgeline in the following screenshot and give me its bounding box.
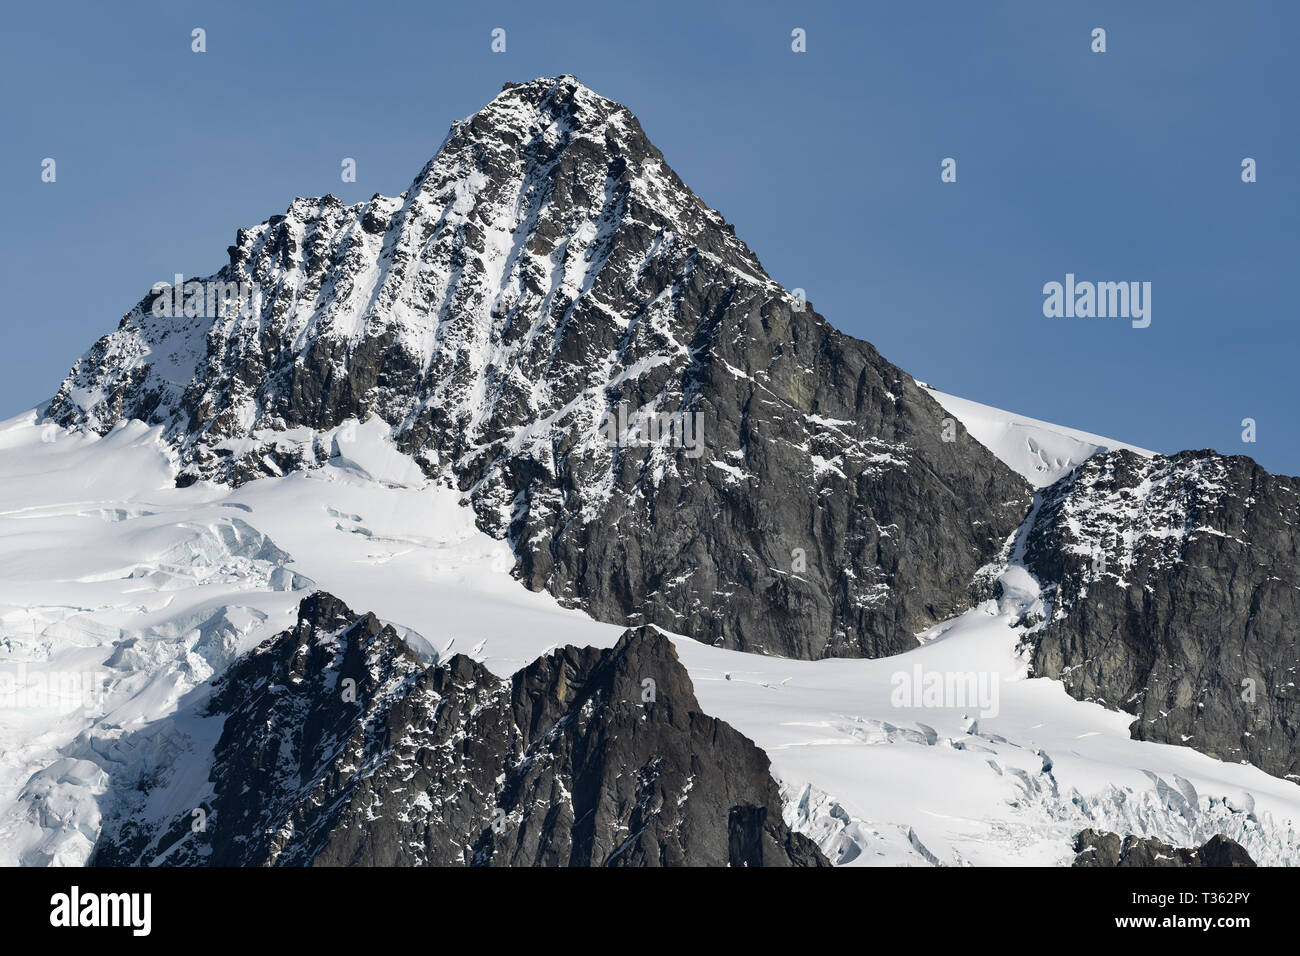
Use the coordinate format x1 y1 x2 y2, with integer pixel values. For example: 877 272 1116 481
1072 829 1256 868
93 592 828 867
49 75 1031 660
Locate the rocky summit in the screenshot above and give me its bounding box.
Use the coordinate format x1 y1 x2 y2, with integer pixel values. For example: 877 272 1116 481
47 75 1032 661
91 592 828 867
1023 449 1300 780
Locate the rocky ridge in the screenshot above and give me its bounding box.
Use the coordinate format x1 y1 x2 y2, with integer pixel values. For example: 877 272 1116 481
92 592 828 867
1072 827 1256 867
1022 449 1300 780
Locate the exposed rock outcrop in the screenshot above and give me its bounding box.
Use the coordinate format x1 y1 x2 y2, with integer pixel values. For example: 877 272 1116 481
1073 828 1256 867
1023 449 1300 780
92 592 828 867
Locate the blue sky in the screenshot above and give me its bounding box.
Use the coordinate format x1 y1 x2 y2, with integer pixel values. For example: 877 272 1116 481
3 0 1296 472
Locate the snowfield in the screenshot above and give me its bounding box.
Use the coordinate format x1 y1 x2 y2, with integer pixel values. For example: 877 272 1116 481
922 385 1155 488
0 408 1295 866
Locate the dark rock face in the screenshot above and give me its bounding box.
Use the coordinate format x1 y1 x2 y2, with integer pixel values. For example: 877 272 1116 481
1023 449 1300 780
1072 828 1256 867
47 75 1031 660
92 592 828 867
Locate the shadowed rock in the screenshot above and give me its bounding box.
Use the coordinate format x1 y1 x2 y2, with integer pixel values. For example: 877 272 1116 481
92 592 828 867
1073 828 1256 867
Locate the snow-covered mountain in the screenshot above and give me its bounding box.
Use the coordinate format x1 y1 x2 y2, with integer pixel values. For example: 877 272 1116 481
47 75 1031 662
4 76 1296 867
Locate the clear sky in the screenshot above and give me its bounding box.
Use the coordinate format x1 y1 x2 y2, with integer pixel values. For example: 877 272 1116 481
3 0 1296 473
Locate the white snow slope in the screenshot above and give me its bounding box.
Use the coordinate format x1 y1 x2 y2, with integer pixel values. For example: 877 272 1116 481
921 385 1154 488
0 409 1294 867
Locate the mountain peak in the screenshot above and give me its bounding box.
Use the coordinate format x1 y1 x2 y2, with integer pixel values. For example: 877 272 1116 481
46 79 1031 662
416 74 759 275
492 74 613 112
458 74 619 138
496 73 598 100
